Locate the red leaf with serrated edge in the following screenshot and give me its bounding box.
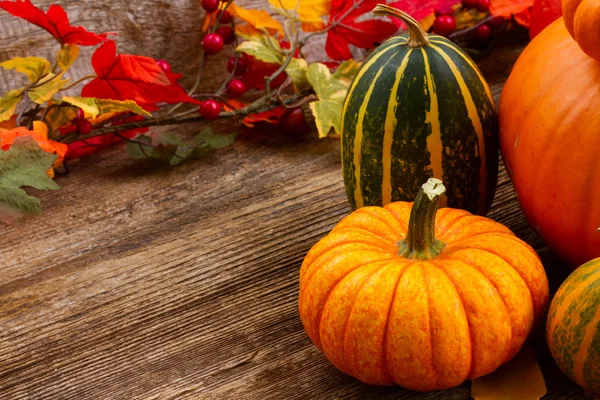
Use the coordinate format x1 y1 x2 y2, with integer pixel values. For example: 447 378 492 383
490 0 535 27
0 0 112 46
389 0 461 27
240 57 287 90
81 41 200 109
223 100 285 127
325 0 399 61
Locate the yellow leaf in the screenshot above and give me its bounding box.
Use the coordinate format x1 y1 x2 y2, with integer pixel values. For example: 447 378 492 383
57 44 80 70
333 59 361 83
0 89 24 122
236 35 285 64
28 73 69 104
61 96 150 119
268 0 331 32
0 57 51 83
44 103 78 132
228 3 284 37
307 63 351 138
284 58 310 91
471 345 547 400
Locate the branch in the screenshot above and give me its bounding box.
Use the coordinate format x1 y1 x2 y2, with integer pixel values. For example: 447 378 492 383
62 90 313 144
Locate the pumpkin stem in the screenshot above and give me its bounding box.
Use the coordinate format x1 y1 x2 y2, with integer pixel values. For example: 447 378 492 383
397 178 446 260
373 4 430 48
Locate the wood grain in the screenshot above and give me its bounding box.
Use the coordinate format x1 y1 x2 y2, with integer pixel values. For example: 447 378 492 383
0 2 586 399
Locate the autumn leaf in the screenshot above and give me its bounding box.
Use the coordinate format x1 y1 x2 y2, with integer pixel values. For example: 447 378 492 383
57 44 80 70
285 58 310 91
228 3 284 37
389 0 461 27
490 0 535 27
28 72 69 104
307 62 351 137
0 56 51 83
268 0 331 32
471 345 547 400
0 135 60 223
61 96 150 119
243 107 286 127
529 0 562 38
236 35 285 64
0 0 112 46
0 121 67 168
0 89 25 122
81 41 200 109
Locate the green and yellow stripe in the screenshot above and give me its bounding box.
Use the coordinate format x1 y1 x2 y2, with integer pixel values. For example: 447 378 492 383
341 34 497 215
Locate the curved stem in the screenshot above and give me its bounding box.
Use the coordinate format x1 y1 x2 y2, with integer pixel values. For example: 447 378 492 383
372 4 429 48
397 178 446 260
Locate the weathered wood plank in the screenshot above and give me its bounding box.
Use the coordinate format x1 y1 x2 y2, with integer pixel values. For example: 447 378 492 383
0 2 582 399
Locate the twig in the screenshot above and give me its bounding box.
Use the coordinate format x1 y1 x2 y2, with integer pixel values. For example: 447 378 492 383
58 75 97 91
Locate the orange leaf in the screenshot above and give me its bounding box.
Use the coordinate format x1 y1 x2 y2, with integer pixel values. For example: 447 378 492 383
228 3 284 37
0 121 68 175
242 106 285 127
471 345 547 400
490 0 535 26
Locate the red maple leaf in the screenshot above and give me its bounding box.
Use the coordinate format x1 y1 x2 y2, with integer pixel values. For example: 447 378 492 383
81 41 200 109
529 0 561 38
388 0 461 25
325 0 400 61
0 0 112 46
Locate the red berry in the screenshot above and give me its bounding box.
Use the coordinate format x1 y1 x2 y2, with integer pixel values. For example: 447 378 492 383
202 33 224 55
76 118 93 135
200 100 221 120
156 59 171 73
219 10 232 24
279 107 310 136
433 15 456 37
476 24 492 41
461 0 479 8
227 56 249 75
476 0 490 12
216 26 235 45
76 108 85 121
201 0 219 12
226 79 246 98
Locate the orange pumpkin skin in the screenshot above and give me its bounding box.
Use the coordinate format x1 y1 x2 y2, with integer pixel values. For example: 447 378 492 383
298 199 549 390
562 0 600 62
499 18 600 268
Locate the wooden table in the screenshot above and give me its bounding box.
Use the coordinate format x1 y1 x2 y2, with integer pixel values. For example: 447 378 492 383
0 32 589 399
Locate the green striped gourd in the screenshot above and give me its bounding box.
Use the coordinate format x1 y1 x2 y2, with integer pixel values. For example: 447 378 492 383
547 258 600 394
341 5 498 215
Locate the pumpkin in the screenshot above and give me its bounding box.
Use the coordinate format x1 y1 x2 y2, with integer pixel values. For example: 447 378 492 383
498 18 600 268
562 0 600 62
341 5 498 216
547 257 600 394
298 178 549 391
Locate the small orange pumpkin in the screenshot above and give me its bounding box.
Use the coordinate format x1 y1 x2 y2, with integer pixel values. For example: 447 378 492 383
562 0 600 62
298 179 549 391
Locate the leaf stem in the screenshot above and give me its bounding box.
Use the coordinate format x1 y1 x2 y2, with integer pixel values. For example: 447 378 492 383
58 75 97 92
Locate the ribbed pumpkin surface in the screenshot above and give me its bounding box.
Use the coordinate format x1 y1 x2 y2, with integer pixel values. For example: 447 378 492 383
341 34 498 215
547 258 600 393
299 202 549 391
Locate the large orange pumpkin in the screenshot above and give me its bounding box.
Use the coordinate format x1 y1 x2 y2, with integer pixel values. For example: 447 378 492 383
562 0 600 62
499 18 600 268
298 179 549 391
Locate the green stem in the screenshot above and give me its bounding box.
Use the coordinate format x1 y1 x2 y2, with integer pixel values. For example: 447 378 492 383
397 178 446 260
372 4 430 48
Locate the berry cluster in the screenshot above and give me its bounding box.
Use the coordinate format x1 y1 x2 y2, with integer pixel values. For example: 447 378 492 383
73 108 93 135
198 0 247 120
432 0 495 41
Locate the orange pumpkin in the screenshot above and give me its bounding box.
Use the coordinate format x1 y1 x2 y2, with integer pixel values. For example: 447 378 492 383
499 18 600 268
562 0 600 62
298 179 549 391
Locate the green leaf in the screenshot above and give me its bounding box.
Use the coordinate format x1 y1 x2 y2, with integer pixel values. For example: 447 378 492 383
0 136 59 223
334 59 362 83
61 96 150 118
285 58 310 91
236 35 284 64
306 63 351 138
57 44 80 70
198 128 237 149
0 89 25 122
44 102 78 131
0 56 51 83
125 135 153 160
28 73 69 104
